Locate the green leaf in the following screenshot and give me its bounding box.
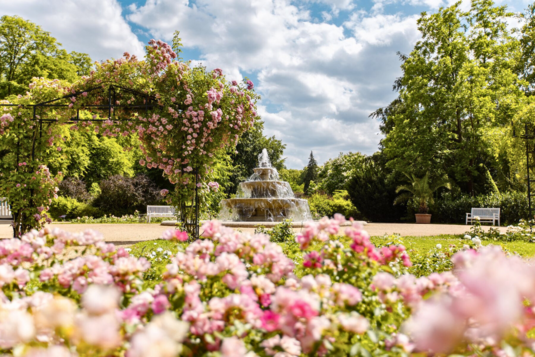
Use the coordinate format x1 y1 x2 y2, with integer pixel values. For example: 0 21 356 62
367 330 378 344
360 347 372 357
204 334 215 344
350 343 360 356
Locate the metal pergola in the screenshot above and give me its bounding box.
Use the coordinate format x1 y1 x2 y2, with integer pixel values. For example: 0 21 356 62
0 83 200 238
515 123 535 227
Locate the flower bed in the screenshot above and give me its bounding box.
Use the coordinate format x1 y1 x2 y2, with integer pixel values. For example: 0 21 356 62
1 215 535 356
68 212 166 224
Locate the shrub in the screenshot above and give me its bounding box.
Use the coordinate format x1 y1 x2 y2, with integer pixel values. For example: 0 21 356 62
48 196 81 220
70 211 164 224
73 203 102 219
255 219 295 243
3 218 535 355
89 182 101 197
307 192 333 219
48 196 102 220
432 191 529 225
464 218 535 242
308 190 360 219
92 174 162 216
331 190 360 219
58 177 92 202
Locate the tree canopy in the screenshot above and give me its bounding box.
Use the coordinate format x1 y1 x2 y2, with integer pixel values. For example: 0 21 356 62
0 38 258 235
0 15 91 98
379 0 526 196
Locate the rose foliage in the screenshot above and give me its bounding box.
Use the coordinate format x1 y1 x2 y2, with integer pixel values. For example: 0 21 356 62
0 39 258 235
1 215 535 356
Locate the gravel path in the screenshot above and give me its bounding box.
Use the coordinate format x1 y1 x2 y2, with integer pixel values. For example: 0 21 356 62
0 222 506 243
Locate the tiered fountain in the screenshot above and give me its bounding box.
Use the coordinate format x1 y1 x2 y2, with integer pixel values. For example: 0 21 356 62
219 149 312 223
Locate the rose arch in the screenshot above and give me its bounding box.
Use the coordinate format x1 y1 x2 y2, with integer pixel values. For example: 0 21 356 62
0 39 258 237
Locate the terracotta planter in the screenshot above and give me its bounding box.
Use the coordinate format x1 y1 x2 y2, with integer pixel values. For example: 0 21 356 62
415 214 432 224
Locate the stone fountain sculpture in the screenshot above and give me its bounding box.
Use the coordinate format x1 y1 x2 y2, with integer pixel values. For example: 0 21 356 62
219 149 312 222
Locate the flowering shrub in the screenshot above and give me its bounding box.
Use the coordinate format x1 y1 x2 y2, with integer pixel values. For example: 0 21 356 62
0 38 258 235
70 211 159 224
2 216 535 356
0 164 61 234
466 218 535 242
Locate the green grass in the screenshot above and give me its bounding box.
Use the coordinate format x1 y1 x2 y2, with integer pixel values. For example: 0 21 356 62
371 234 535 257
127 234 535 273
128 235 535 258
128 239 187 257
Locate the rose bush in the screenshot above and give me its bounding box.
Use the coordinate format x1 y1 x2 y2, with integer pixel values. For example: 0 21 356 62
0 38 258 235
1 216 534 356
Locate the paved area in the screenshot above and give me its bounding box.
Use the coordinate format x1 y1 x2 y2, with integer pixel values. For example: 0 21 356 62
0 222 507 244
364 223 506 237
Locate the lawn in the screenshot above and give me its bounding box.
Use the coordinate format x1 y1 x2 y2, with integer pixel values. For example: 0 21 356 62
128 233 535 279
371 234 535 257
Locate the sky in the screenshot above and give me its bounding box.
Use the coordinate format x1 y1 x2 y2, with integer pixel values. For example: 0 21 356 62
0 0 531 168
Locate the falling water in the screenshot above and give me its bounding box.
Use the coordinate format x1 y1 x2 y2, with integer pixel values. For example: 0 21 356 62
219 149 312 222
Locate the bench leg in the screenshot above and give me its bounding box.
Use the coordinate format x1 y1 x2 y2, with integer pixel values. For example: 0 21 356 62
148 215 151 223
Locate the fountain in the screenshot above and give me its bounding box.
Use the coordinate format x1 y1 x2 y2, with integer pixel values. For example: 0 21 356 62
219 149 312 223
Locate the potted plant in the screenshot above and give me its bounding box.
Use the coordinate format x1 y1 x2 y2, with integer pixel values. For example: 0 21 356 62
394 173 450 224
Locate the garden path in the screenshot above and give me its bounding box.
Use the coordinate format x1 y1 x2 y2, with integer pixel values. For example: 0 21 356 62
0 222 507 243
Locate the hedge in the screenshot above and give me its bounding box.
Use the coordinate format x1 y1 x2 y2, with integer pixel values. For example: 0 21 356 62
431 191 529 225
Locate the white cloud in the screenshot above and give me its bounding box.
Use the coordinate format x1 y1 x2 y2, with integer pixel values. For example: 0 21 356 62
345 12 420 46
322 11 333 21
301 0 356 12
258 105 381 168
127 0 421 167
0 0 529 168
0 0 145 61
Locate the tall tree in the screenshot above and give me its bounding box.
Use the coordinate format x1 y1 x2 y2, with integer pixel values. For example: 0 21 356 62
303 151 318 194
379 0 524 196
0 15 91 98
316 152 366 195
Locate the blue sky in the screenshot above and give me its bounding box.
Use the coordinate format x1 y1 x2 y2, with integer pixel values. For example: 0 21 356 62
0 0 531 168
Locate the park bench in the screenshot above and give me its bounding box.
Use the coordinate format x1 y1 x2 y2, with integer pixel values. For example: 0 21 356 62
147 205 176 223
0 198 12 224
466 207 500 226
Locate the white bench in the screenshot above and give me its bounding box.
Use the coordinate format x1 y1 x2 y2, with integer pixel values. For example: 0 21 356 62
147 205 176 223
0 198 12 225
466 208 500 226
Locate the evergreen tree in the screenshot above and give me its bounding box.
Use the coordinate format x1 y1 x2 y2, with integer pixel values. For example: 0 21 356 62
303 151 318 194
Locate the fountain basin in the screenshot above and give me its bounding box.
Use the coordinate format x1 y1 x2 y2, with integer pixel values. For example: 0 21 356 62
218 148 312 223
237 181 294 199
250 167 279 181
220 197 311 222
